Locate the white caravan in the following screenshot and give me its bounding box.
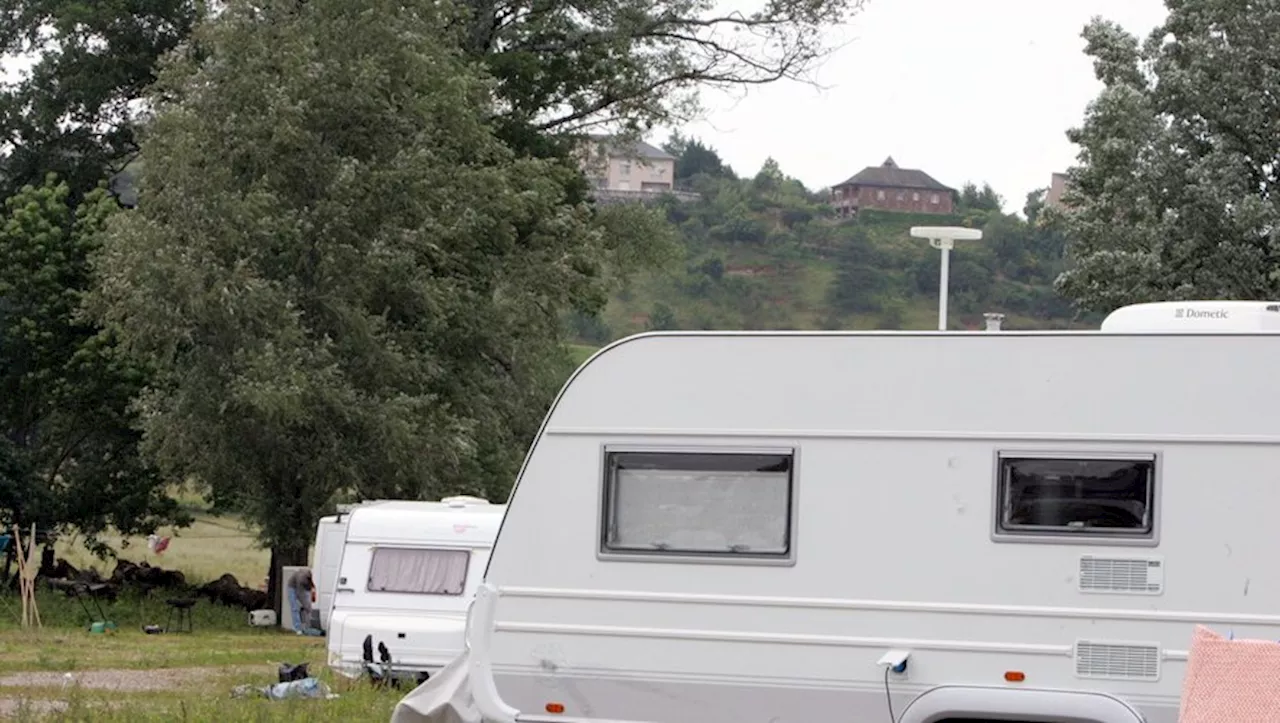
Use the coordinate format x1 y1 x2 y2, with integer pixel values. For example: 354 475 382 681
311 510 353 632
313 500 392 631
326 496 505 681
392 301 1280 723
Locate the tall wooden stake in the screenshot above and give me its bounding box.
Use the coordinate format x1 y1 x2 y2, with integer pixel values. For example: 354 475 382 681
12 525 40 629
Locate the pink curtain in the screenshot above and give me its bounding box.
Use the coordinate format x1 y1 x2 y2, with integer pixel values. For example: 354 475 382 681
367 548 470 595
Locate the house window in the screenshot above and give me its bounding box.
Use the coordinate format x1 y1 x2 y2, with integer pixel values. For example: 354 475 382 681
931 194 940 204
620 161 631 176
601 449 794 561
995 454 1156 541
367 547 470 594
876 190 885 200
912 192 920 202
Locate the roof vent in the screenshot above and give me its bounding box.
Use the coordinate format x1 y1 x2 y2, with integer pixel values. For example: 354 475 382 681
983 312 1005 332
1100 301 1280 332
441 495 490 508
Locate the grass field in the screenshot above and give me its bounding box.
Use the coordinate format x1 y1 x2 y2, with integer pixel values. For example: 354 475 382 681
0 579 405 721
53 513 269 588
0 620 402 721
0 497 408 720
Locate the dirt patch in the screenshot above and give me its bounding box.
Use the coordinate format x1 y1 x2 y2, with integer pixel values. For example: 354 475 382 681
0 665 262 693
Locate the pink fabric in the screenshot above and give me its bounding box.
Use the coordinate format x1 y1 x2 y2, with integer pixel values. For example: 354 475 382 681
1179 625 1280 722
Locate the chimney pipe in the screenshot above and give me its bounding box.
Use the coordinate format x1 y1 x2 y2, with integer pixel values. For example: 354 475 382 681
983 313 1005 332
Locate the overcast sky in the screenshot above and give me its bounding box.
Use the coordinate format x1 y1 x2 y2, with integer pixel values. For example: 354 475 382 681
661 0 1169 213
3 0 1169 214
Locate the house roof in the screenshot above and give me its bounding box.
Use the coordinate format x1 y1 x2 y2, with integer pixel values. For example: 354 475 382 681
834 156 953 192
587 134 675 161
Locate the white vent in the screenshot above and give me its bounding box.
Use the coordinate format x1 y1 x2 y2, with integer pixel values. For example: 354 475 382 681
1074 641 1161 681
1079 555 1164 595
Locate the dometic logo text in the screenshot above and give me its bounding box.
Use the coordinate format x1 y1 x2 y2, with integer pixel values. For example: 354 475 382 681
1174 308 1229 319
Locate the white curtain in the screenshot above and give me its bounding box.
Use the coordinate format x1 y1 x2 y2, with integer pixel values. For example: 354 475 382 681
367 548 470 594
609 469 789 554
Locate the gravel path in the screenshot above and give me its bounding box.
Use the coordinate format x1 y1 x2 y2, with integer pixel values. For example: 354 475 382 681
0 665 263 693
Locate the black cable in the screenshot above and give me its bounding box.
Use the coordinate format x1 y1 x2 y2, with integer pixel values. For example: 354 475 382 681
884 664 895 723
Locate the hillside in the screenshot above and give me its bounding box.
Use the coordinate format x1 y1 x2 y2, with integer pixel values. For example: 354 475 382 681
567 144 1099 348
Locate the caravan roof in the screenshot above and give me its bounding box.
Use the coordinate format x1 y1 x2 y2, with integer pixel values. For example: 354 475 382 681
343 497 504 546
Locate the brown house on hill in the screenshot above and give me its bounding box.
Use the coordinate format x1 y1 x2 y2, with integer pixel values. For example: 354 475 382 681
830 157 955 216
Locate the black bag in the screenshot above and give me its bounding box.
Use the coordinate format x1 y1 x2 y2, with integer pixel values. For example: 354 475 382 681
277 662 310 683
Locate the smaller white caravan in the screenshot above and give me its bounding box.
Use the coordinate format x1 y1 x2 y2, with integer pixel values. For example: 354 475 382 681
311 507 357 631
326 496 505 681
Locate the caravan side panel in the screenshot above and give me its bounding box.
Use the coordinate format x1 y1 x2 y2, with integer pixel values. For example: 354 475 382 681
313 516 348 631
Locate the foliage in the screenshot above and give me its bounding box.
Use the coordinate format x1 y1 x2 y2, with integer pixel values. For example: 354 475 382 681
663 133 736 181
0 176 184 550
1054 3 1280 312
0 0 204 202
956 181 1003 214
86 0 669 584
829 226 888 314
458 0 866 138
568 141 1092 340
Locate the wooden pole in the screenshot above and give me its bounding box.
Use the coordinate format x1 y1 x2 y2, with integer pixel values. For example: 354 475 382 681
27 525 39 628
13 526 27 628
12 525 40 629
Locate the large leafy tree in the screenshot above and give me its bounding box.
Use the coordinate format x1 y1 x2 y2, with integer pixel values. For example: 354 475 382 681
1053 3 1280 312
0 0 204 202
0 176 185 552
87 0 671 609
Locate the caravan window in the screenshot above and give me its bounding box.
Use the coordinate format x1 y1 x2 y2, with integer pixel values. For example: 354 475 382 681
601 449 794 561
996 454 1156 539
366 547 470 595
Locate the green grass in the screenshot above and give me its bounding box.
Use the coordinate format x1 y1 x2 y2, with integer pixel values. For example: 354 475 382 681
0 628 322 673
9 683 402 722
0 588 259 637
0 484 434 719
0 503 418 720
566 343 598 366
20 688 401 722
0 626 402 721
0 588 404 721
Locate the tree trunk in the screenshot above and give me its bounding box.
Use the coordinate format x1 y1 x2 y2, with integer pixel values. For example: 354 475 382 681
39 545 55 579
266 543 309 623
3 533 12 589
